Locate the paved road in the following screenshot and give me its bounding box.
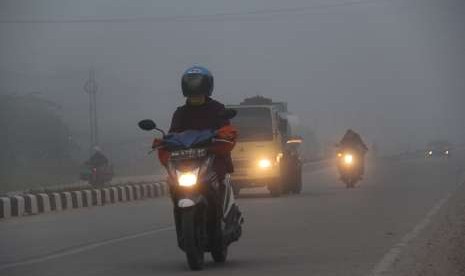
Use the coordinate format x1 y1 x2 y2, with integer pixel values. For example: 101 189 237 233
1 156 464 276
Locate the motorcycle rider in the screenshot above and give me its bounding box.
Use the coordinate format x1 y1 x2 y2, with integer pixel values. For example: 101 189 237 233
86 146 109 168
339 129 368 175
164 66 235 178
154 65 238 197
147 66 241 269
84 146 110 185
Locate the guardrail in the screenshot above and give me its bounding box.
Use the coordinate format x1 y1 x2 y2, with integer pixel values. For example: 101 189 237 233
0 181 167 220
0 160 332 220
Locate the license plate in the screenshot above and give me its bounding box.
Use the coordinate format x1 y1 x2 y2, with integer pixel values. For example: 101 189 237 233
170 148 207 160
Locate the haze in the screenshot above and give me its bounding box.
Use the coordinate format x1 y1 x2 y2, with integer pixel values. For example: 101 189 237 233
2 2 465 275
1 0 464 173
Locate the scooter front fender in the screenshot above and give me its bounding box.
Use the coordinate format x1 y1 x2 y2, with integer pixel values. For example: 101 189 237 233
177 194 206 208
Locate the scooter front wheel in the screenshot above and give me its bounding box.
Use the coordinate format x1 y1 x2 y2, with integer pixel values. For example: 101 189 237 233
345 178 357 188
181 208 204 270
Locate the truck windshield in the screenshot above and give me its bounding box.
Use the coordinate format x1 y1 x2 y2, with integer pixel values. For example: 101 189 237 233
231 107 273 141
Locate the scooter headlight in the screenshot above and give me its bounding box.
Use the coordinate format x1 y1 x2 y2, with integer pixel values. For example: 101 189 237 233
343 154 354 165
176 168 199 187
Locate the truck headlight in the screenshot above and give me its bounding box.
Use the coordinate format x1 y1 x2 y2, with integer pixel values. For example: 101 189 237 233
177 168 199 187
258 159 272 169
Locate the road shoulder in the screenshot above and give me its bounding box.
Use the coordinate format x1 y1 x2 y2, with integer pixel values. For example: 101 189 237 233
391 181 465 276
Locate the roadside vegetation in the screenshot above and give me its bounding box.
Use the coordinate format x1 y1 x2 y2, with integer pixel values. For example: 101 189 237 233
0 93 79 193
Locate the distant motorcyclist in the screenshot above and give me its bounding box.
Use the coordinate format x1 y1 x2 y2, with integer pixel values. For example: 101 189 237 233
340 129 368 151
82 146 111 186
86 146 109 168
339 129 368 175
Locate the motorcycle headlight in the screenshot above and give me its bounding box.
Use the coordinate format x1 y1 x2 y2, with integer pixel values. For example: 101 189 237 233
258 159 272 169
176 168 199 187
343 154 354 165
428 151 433 155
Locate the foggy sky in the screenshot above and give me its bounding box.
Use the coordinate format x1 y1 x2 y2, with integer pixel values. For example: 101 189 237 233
1 0 464 155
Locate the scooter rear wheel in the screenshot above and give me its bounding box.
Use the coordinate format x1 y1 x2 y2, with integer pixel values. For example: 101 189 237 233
211 244 228 263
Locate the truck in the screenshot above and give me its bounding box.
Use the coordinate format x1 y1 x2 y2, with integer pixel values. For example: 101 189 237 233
227 96 303 197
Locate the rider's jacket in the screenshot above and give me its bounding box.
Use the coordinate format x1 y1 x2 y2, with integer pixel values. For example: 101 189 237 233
167 97 234 175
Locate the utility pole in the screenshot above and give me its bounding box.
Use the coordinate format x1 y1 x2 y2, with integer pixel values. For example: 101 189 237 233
84 68 99 153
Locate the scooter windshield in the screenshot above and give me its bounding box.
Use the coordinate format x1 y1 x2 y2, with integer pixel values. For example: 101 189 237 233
163 130 215 149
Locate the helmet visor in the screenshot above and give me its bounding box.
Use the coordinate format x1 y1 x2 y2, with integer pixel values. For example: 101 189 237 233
182 74 210 96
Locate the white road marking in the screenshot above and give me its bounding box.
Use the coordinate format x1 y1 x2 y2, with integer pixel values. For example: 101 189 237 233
369 182 464 276
0 226 174 271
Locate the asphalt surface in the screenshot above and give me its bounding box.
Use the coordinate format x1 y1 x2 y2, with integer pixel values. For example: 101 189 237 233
1 155 464 276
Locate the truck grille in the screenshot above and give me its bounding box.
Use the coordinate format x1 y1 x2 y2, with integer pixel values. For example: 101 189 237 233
233 159 250 169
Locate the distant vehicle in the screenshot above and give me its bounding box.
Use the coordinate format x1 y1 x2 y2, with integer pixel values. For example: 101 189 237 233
79 164 113 187
336 146 363 188
425 140 451 158
227 96 303 197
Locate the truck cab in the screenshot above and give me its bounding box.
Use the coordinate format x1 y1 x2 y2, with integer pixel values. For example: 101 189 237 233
228 100 302 197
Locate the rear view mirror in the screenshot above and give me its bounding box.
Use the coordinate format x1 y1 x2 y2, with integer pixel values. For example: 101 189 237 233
219 109 237 120
138 119 157 131
286 136 303 144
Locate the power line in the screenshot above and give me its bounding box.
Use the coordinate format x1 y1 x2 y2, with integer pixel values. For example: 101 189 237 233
0 0 392 24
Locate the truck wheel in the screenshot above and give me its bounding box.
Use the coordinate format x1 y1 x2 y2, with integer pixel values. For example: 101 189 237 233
292 165 303 194
268 179 283 197
281 161 292 195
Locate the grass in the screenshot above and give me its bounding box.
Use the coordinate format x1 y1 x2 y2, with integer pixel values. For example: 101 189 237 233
0 165 79 194
0 161 162 195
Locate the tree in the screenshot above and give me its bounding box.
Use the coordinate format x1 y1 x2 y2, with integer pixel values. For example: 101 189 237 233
0 93 77 191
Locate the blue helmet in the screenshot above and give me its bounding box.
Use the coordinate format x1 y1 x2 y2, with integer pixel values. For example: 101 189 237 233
181 66 214 97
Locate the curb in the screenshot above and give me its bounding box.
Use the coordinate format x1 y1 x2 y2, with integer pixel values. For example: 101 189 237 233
0 182 167 220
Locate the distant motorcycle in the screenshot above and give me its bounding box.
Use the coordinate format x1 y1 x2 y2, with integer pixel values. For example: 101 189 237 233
138 110 243 270
336 148 363 188
80 164 113 187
